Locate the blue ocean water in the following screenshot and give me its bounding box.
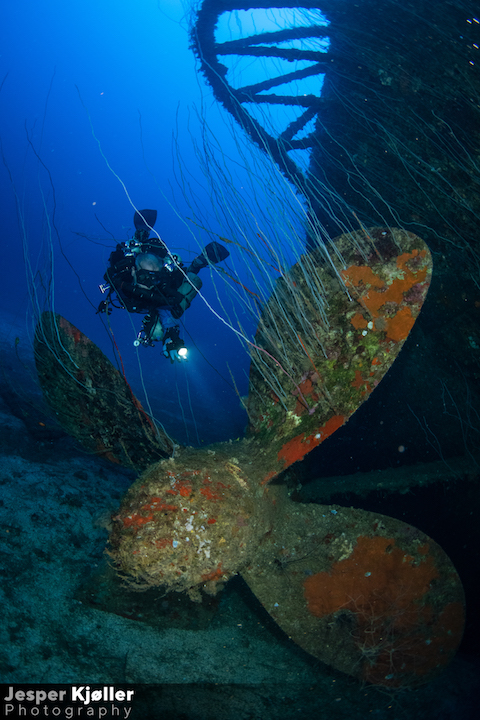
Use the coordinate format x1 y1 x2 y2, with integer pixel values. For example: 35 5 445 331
0 0 265 447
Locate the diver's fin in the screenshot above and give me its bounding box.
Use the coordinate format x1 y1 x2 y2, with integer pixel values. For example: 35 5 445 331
204 241 230 264
188 241 230 274
134 208 157 232
34 311 174 470
241 486 465 688
247 227 432 484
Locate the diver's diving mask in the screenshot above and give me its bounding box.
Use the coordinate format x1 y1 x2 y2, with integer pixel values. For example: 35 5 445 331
135 269 161 288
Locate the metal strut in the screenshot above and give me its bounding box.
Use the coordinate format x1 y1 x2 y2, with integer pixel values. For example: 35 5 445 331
191 0 332 201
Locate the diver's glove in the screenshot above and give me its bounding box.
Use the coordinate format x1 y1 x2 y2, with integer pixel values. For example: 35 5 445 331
189 241 230 274
162 327 188 363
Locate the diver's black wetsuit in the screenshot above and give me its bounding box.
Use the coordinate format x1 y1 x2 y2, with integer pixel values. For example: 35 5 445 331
97 209 229 357
105 246 192 320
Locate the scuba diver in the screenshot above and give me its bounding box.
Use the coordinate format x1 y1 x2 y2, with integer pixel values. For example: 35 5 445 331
97 209 229 362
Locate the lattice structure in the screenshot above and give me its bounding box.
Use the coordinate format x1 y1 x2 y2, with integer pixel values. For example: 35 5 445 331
191 1 331 199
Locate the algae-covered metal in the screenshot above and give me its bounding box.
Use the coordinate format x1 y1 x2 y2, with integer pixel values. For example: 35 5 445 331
109 444 272 601
247 227 432 481
34 311 173 470
242 486 465 688
33 229 463 689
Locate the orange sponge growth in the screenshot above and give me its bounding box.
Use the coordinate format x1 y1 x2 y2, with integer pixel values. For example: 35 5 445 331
277 415 345 468
341 248 428 322
303 535 464 687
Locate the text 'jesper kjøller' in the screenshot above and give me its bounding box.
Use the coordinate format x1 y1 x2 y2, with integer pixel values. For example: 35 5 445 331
4 686 135 718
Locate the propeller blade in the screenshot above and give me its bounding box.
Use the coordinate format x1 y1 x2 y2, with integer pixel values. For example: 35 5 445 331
247 228 432 482
241 487 464 688
34 311 173 469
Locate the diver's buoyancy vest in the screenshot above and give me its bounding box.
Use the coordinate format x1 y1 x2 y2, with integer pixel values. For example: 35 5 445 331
171 272 203 319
